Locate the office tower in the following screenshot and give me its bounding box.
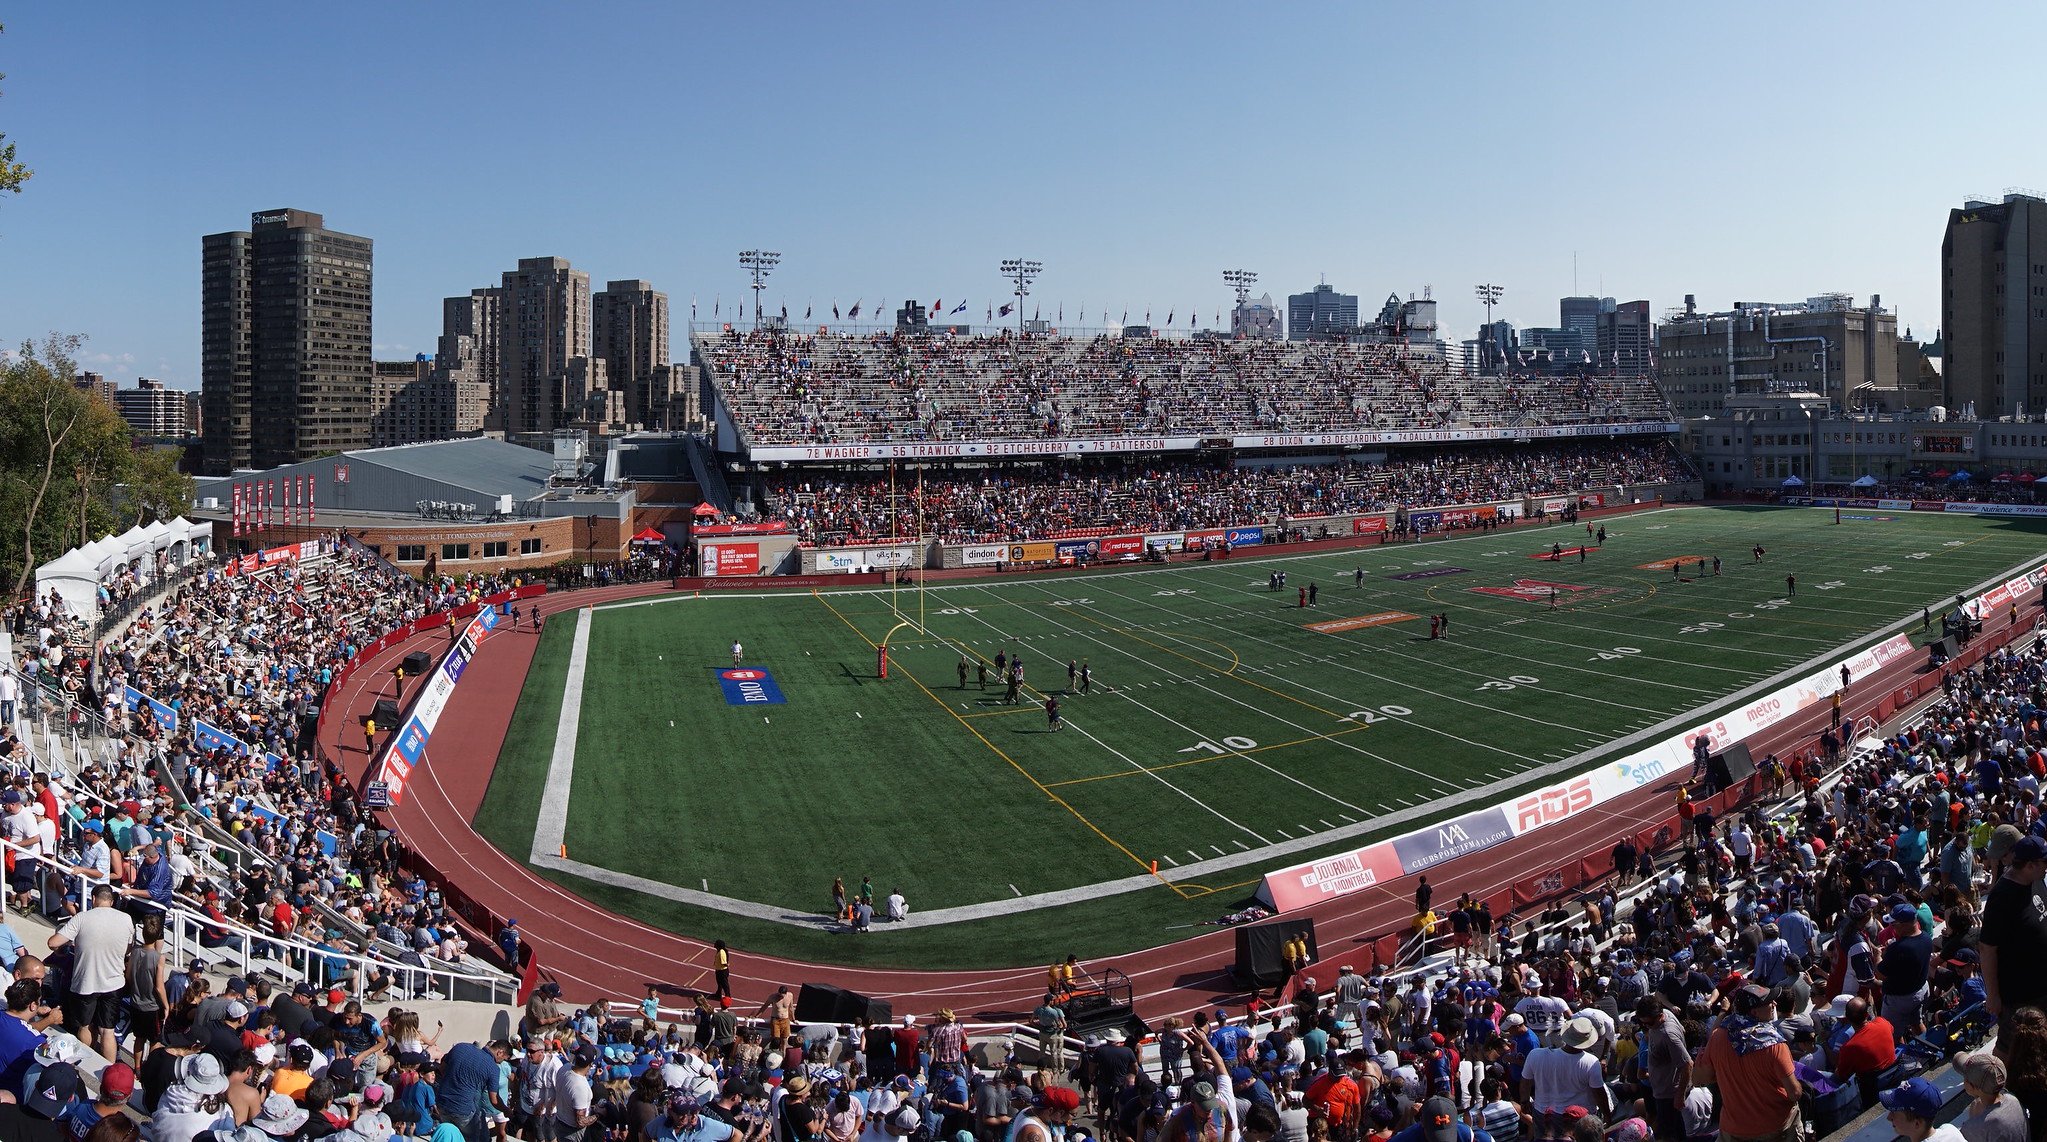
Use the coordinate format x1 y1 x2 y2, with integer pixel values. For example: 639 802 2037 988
1286 283 1359 341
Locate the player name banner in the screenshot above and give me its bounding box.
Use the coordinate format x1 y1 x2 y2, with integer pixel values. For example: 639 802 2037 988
1257 632 1916 911
745 422 1679 462
960 545 1008 566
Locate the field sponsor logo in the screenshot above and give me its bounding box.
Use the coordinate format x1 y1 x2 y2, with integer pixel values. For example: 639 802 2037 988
1389 567 1470 581
1540 497 1570 512
960 544 1007 566
1530 546 1594 560
1306 611 1419 634
1946 502 2047 517
718 667 787 705
1512 775 1595 834
1467 579 1619 605
1352 517 1389 535
1634 556 1705 571
1225 526 1265 545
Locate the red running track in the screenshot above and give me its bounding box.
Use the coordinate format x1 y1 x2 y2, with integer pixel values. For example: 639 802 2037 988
326 574 2020 1025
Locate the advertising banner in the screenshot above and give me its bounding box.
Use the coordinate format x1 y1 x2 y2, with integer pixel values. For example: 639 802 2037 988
376 608 505 805
1351 517 1389 535
1008 541 1059 563
691 522 789 536
1389 807 1515 874
960 545 1008 566
717 666 787 705
1945 502 2047 517
1258 842 1406 912
1579 493 1607 508
1439 507 1496 527
1541 498 1570 513
1184 530 1226 550
1407 512 1442 530
1145 532 1187 552
703 542 761 575
1878 499 1915 511
123 687 178 735
1099 535 1145 558
1225 526 1266 546
1054 540 1094 562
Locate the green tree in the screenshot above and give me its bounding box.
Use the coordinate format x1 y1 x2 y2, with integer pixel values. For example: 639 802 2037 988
122 444 197 529
0 23 31 199
0 334 151 596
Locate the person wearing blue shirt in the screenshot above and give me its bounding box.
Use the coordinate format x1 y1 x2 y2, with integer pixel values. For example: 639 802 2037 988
0 980 47 1098
0 925 24 971
1390 1096 1493 1142
437 1041 512 1142
1209 1011 1250 1064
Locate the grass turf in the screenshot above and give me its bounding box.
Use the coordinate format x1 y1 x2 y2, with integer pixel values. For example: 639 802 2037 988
474 505 2047 968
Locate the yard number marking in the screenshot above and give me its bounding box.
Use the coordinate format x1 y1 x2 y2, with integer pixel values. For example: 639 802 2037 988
1476 675 1541 691
1342 705 1413 724
1588 646 1642 662
1179 736 1258 754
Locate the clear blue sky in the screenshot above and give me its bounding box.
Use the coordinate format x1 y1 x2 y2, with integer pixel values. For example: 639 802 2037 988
2 2 2040 387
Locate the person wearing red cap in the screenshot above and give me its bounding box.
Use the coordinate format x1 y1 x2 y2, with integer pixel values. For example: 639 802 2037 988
1012 1087 1079 1142
63 1061 134 1136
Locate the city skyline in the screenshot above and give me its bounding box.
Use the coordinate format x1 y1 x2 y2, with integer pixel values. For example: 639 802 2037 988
2 2 2043 386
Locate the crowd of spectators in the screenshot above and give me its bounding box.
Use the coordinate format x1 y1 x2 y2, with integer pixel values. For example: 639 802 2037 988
1 541 542 1005
1783 479 2047 507
762 443 1695 546
696 330 1672 448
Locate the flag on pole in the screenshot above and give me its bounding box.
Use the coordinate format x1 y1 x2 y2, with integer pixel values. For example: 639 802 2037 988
849 300 862 319
714 297 720 316
308 477 316 524
1034 304 1040 322
931 299 941 315
805 304 812 319
780 304 787 321
691 297 698 320
232 484 243 537
951 300 968 314
986 303 993 322
998 303 1013 317
1167 310 1174 325
833 302 841 320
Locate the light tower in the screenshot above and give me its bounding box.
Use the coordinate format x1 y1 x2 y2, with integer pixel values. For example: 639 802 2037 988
739 249 781 330
1000 258 1042 335
1475 283 1504 373
1223 269 1258 308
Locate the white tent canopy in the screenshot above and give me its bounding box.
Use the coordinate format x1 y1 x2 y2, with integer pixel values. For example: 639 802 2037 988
32 516 216 622
1850 474 1880 488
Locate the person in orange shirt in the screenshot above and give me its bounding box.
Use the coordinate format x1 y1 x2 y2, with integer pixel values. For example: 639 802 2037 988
1692 986 1801 1142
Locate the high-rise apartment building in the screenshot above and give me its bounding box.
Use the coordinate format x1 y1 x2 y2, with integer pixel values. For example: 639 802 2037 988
498 257 591 435
1559 297 1610 359
1942 193 2047 417
201 209 372 473
73 371 118 406
1286 283 1359 341
113 378 195 438
592 280 671 426
441 289 503 409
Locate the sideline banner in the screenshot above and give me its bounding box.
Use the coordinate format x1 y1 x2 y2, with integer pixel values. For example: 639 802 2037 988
375 606 505 805
1257 633 1917 910
961 544 1007 566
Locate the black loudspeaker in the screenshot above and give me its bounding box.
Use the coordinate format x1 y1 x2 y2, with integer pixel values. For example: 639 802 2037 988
372 698 402 726
1233 918 1319 989
1708 742 1755 788
795 983 891 1027
402 651 432 676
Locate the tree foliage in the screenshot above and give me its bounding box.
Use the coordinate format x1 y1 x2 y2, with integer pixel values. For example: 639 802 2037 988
0 23 31 198
0 334 196 597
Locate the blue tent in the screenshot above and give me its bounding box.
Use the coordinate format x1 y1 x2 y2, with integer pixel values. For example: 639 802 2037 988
1950 469 1973 482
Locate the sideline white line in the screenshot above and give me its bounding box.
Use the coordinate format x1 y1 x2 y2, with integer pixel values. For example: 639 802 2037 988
530 607 592 862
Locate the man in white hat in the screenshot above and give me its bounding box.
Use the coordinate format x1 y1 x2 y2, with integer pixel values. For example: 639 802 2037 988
1519 1016 1608 1127
149 1052 234 1142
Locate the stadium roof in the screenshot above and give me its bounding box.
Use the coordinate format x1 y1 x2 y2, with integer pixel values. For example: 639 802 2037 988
347 437 555 501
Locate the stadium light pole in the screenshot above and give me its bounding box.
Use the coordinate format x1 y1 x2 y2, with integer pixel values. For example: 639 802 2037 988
1475 283 1504 373
1223 270 1257 337
739 250 781 330
1001 259 1042 336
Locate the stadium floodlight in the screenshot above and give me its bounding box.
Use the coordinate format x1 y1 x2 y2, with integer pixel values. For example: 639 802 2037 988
1223 269 1258 307
1475 283 1505 373
739 250 781 330
1000 259 1042 335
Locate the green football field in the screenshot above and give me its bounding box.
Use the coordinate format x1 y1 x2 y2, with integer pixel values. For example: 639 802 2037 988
475 505 2047 961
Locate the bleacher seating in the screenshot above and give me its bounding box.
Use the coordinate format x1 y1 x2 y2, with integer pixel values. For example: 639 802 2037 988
694 330 1673 447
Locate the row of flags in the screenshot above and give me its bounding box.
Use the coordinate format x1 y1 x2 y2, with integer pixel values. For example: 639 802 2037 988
687 297 1225 327
231 476 316 536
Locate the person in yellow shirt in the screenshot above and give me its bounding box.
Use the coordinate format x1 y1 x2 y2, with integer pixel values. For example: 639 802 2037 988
1047 955 1078 1000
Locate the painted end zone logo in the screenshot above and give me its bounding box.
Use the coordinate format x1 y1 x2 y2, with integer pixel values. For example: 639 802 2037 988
1306 611 1419 634
718 667 786 705
1389 567 1470 581
1467 579 1622 605
1635 556 1706 571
